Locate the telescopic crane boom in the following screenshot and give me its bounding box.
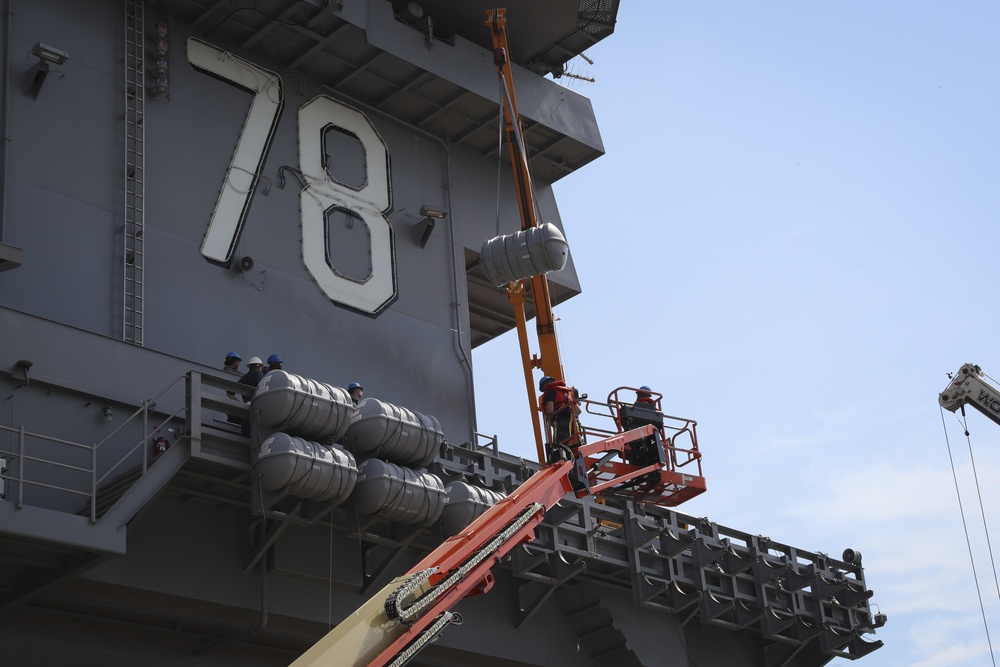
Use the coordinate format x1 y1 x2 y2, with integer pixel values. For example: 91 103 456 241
940 363 1000 426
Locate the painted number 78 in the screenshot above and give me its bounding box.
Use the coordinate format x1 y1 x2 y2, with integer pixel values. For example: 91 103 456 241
187 37 397 315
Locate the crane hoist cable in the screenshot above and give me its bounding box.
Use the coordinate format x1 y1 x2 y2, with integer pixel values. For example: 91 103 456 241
956 410 1000 607
947 405 1000 606
939 406 997 667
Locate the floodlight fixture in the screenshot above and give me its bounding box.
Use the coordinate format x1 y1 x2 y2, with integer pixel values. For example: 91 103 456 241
26 43 69 99
419 205 448 219
31 42 69 65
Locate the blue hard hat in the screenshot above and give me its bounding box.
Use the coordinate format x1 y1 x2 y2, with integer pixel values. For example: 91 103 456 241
539 375 555 392
267 354 282 364
226 351 241 360
639 386 651 392
348 382 363 391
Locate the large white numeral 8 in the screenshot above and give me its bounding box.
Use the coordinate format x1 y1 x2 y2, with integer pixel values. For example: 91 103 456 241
298 96 396 314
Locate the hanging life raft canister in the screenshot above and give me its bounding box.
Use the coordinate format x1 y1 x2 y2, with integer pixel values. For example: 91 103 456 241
353 458 446 526
341 397 443 469
254 432 358 504
440 480 506 536
478 222 569 286
251 370 354 442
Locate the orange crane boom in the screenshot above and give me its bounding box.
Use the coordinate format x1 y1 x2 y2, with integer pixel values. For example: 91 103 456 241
487 8 564 462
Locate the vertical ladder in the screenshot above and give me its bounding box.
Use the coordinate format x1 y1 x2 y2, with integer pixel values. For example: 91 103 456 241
123 0 145 346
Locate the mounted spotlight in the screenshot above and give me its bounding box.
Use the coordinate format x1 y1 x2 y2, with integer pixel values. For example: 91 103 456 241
415 205 447 249
26 42 69 99
32 42 69 65
420 206 447 219
842 548 862 565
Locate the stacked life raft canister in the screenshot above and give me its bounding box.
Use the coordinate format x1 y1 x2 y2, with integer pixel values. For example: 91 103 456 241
249 371 503 531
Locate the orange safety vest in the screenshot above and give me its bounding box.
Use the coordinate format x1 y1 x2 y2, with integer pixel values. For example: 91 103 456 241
540 380 574 413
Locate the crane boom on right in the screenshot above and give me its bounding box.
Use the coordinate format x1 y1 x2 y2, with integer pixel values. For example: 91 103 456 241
940 363 1000 426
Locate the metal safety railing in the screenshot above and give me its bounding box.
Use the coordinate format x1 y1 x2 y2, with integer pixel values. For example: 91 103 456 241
578 387 704 479
0 424 95 508
0 371 252 522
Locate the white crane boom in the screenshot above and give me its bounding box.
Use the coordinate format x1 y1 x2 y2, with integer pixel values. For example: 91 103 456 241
939 363 1000 426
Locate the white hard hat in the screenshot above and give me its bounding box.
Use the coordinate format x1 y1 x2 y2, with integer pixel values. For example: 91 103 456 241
248 357 263 366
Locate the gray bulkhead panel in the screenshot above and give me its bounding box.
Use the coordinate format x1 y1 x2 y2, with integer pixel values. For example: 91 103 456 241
0 0 590 443
2 0 122 335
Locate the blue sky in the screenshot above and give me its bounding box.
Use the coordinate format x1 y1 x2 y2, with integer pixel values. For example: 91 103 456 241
473 3 1000 666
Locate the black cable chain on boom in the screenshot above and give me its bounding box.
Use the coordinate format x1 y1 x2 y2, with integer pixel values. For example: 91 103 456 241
383 502 545 624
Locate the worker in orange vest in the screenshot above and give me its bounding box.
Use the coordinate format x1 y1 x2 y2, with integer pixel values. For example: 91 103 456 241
539 375 581 462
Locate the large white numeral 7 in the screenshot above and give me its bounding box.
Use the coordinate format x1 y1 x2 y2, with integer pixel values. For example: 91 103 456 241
298 96 396 315
186 38 283 264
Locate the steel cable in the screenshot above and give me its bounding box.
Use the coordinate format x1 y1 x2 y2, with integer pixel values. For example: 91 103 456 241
941 406 996 665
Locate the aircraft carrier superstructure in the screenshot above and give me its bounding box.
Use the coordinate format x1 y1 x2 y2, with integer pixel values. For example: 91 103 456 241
0 1 884 665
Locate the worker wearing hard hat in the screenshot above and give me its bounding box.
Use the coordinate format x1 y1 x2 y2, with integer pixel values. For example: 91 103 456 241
223 350 242 376
539 375 581 461
238 357 266 402
634 385 656 408
265 354 283 374
625 385 661 468
348 382 363 406
236 357 266 438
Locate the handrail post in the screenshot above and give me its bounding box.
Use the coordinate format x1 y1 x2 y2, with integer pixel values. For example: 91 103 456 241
142 399 148 473
91 441 97 524
187 371 202 458
16 425 24 509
